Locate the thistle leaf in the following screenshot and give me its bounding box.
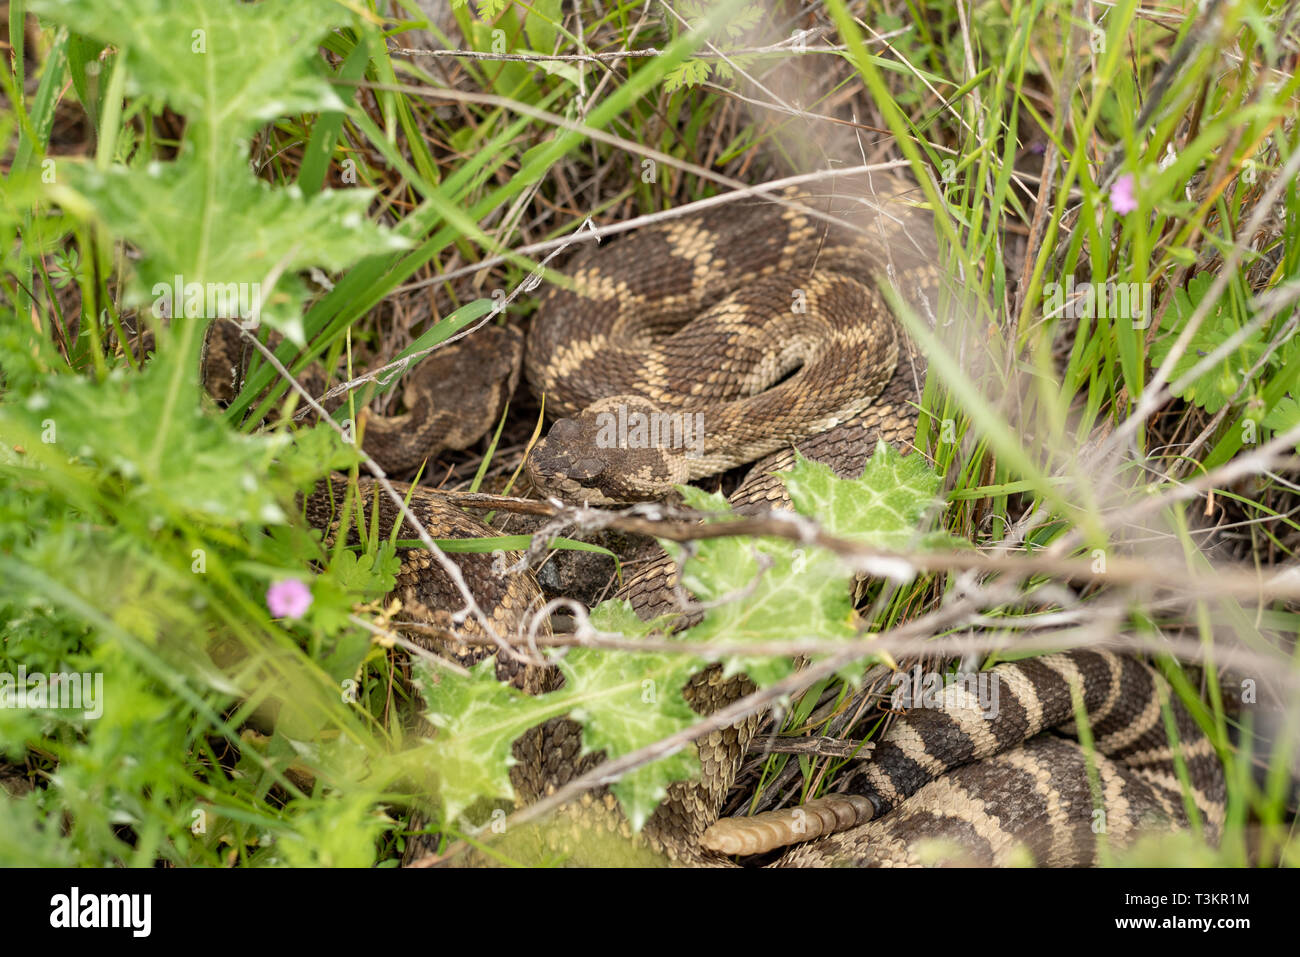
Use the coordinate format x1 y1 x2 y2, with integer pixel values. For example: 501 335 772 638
659 444 944 684
555 647 701 831
31 0 348 139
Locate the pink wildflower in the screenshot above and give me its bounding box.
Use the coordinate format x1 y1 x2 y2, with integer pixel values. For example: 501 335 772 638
267 579 312 619
1110 173 1138 214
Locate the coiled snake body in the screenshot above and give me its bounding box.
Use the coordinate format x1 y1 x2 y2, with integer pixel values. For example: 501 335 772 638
235 174 1227 865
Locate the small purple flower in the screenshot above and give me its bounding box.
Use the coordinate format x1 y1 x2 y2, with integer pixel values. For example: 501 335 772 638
267 579 313 619
1110 173 1138 214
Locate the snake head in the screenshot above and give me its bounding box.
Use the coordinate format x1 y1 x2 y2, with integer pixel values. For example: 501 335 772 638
526 395 698 504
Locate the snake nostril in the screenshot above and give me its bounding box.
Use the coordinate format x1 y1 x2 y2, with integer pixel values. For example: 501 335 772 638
550 417 582 440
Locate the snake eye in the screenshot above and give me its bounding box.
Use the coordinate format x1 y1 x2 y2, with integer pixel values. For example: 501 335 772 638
567 457 605 481
549 417 582 440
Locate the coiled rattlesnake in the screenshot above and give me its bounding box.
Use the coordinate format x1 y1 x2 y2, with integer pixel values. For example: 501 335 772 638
211 172 1227 865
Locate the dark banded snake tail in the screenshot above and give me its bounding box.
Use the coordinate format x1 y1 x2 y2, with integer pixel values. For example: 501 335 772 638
702 650 1225 865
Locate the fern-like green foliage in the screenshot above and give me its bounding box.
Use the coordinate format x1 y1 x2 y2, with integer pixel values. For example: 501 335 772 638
663 0 763 91
452 0 511 21
663 59 713 93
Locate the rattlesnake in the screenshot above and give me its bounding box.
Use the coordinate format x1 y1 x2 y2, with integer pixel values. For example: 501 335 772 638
210 173 1226 865
511 173 1222 865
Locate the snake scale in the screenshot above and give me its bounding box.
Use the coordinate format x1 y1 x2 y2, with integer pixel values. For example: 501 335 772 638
209 173 1227 866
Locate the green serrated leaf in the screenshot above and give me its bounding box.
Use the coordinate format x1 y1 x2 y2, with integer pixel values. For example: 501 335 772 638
414 601 703 830
53 156 409 337
554 648 701 830
588 598 674 639
279 423 364 489
415 658 539 821
781 443 944 548
325 545 400 597
31 0 348 141
0 354 298 525
675 484 731 513
659 445 944 684
668 528 853 684
35 0 411 341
